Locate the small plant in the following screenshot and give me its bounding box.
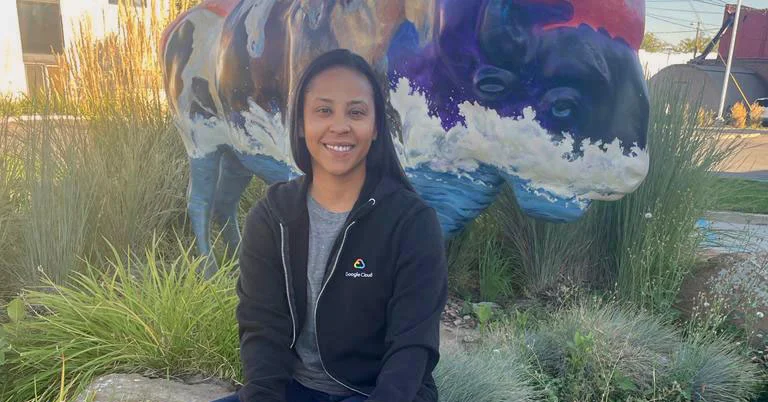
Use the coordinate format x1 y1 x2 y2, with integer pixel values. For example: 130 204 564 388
730 102 748 128
478 238 514 303
5 298 25 324
749 101 765 128
563 330 595 399
473 303 494 328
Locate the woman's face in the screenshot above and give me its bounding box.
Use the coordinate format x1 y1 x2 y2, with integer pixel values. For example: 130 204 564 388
302 66 377 180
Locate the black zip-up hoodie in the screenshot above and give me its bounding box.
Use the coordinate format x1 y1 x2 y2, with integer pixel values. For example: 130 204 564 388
235 171 448 402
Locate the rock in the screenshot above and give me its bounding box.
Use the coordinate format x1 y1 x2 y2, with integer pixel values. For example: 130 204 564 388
453 318 463 326
462 315 471 320
462 334 481 343
74 374 235 402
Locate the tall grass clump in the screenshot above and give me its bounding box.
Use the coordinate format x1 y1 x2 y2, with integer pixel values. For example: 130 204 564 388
491 194 589 294
517 301 762 401
435 348 541 402
16 114 98 285
446 213 518 302
1 239 240 402
48 0 194 255
0 0 197 293
598 84 739 311
494 83 738 311
0 101 24 296
52 0 197 119
5 101 188 288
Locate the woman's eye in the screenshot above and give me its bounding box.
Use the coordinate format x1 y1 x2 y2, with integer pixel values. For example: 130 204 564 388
349 109 367 118
316 107 332 115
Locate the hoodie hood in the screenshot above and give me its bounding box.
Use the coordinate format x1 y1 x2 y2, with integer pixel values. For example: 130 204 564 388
264 171 405 225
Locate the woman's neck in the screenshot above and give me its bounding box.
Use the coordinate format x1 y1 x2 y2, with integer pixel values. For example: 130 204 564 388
309 166 366 213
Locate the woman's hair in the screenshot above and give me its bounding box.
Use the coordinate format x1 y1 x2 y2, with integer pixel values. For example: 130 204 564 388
289 48 413 191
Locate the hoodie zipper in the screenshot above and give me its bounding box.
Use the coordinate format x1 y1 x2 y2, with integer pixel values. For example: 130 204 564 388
313 220 370 397
273 197 376 395
314 197 377 396
279 222 298 349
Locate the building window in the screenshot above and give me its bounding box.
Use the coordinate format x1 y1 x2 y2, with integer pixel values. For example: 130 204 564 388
16 0 65 94
16 0 65 55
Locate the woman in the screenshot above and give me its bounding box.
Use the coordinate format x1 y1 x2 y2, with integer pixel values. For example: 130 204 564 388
214 49 448 402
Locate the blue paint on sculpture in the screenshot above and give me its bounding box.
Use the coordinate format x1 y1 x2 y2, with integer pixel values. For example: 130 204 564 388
160 0 650 276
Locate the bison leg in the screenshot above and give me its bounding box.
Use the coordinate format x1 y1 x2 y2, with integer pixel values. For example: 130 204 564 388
188 151 223 278
212 149 253 261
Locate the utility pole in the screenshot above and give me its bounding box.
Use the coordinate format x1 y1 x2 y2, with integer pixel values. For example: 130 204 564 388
717 0 744 121
693 21 701 58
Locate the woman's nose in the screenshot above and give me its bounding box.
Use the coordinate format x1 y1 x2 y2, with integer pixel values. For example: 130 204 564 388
329 115 351 133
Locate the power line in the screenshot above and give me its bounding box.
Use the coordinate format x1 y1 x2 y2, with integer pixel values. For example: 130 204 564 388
647 14 698 28
647 6 723 14
647 0 728 7
647 12 722 27
688 0 704 24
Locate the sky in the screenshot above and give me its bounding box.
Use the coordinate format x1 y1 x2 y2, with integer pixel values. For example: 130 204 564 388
645 0 768 45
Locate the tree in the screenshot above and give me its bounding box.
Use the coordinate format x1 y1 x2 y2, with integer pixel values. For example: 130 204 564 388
641 33 670 52
674 36 713 54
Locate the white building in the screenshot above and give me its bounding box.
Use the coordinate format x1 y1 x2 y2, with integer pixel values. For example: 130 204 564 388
0 0 147 96
638 49 719 79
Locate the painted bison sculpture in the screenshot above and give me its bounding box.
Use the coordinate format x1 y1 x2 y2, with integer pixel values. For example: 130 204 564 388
161 0 650 270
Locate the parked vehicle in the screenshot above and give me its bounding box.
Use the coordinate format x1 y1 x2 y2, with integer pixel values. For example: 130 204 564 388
755 97 768 126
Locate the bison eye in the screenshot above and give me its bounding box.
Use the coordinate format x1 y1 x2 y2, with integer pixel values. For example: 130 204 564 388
552 99 575 119
540 87 581 122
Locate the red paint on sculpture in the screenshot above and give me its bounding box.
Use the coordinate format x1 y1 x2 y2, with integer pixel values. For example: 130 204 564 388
202 0 240 17
542 0 645 50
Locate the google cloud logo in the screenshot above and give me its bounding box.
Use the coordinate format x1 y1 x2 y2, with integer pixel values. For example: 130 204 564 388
353 258 366 270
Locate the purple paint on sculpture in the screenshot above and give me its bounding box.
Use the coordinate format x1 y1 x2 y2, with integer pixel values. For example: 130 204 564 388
389 0 647 154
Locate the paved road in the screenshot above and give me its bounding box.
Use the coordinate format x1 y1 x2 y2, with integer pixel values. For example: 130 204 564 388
717 170 768 182
699 212 768 253
716 133 768 182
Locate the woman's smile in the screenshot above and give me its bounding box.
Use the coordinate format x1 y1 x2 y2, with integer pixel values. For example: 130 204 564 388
323 142 355 154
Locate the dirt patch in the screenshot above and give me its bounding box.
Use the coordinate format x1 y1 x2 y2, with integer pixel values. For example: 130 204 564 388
676 251 768 343
440 297 483 352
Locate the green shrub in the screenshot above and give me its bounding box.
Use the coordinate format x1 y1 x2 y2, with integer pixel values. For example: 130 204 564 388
518 301 762 401
671 335 764 402
1 239 240 402
435 348 542 402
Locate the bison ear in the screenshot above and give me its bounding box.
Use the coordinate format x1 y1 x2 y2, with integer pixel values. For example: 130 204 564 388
405 1 434 47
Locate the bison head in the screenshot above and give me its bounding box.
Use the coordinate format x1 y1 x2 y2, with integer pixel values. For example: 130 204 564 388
389 0 649 222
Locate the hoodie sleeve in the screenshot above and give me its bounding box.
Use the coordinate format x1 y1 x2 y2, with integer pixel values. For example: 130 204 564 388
367 206 448 402
236 201 295 402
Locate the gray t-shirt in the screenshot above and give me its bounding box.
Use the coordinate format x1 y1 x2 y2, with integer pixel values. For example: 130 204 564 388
293 194 353 396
